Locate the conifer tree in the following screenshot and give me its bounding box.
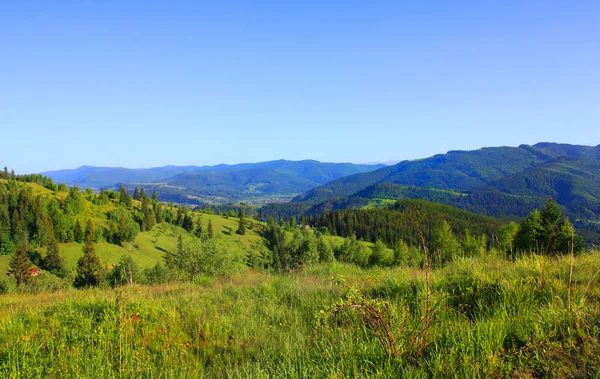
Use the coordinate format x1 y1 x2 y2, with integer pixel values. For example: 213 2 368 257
43 238 65 277
74 219 102 288
74 219 84 243
140 188 146 199
317 236 334 263
141 197 156 231
155 202 164 224
182 213 194 232
194 219 203 238
119 186 132 208
152 190 158 202
9 243 33 287
236 214 246 235
208 219 214 239
99 189 109 203
133 187 140 200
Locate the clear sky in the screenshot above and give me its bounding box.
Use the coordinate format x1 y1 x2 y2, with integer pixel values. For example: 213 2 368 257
1 1 599 173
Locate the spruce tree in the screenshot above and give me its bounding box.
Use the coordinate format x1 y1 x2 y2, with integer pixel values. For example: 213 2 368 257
74 219 102 288
74 219 84 243
10 243 33 287
208 219 214 239
182 214 194 232
119 186 132 208
194 219 203 238
236 215 246 235
152 190 158 202
141 197 156 231
155 202 164 223
133 187 140 200
43 238 65 277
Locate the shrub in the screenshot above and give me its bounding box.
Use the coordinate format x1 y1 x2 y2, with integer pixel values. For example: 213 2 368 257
438 269 503 320
0 280 8 294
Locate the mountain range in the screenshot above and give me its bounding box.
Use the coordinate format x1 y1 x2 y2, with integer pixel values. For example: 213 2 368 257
41 142 600 242
257 143 600 243
42 160 385 204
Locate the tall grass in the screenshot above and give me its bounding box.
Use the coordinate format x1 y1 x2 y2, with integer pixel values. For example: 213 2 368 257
1 252 600 378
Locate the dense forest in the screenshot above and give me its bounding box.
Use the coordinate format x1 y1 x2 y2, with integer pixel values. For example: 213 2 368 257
309 199 501 249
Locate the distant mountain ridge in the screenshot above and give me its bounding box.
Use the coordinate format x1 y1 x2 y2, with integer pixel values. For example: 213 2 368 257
42 160 385 204
254 143 600 243
293 143 600 203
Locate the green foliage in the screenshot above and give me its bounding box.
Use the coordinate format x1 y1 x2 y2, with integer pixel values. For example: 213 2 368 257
309 199 500 253
140 196 156 231
431 220 461 266
369 239 394 266
107 208 140 244
461 229 487 258
335 234 371 267
438 269 503 320
42 239 65 278
167 236 240 280
317 236 334 263
73 220 103 288
9 244 33 287
0 280 7 294
73 219 84 243
514 199 585 255
236 217 246 235
207 219 214 239
143 262 170 285
119 185 132 208
498 222 519 256
108 255 141 286
1 252 600 377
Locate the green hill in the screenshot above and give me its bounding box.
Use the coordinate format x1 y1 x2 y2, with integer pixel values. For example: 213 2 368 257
282 143 600 242
0 176 266 278
294 143 600 203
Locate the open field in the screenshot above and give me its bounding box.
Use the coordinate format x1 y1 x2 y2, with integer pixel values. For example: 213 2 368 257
2 252 600 378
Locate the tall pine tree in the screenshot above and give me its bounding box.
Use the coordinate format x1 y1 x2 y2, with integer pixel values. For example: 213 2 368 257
43 238 65 277
208 219 214 239
74 219 102 288
10 243 33 287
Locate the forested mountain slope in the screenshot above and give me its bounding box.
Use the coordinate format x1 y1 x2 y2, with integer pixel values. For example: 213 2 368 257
294 143 600 203
270 143 600 243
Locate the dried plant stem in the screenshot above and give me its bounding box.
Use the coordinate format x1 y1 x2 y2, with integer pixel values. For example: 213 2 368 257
410 218 430 354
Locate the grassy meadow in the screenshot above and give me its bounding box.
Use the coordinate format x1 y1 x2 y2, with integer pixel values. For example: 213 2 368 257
2 251 600 378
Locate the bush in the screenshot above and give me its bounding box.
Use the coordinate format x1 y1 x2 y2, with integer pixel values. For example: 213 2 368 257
108 255 141 287
168 237 242 280
0 280 7 294
335 235 371 268
143 263 170 285
438 269 503 320
369 240 394 267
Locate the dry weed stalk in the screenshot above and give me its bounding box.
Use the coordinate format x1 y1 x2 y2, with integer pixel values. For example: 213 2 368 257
314 218 434 359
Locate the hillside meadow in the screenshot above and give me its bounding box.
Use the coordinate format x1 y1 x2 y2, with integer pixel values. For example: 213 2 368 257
2 251 600 378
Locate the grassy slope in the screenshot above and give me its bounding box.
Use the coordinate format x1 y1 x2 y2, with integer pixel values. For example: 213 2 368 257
0 179 266 276
1 252 599 377
22 215 265 276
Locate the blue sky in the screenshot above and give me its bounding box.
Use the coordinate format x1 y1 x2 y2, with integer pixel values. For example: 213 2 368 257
1 1 599 173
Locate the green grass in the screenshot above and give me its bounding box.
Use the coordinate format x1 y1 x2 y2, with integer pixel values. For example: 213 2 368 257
2 251 599 377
